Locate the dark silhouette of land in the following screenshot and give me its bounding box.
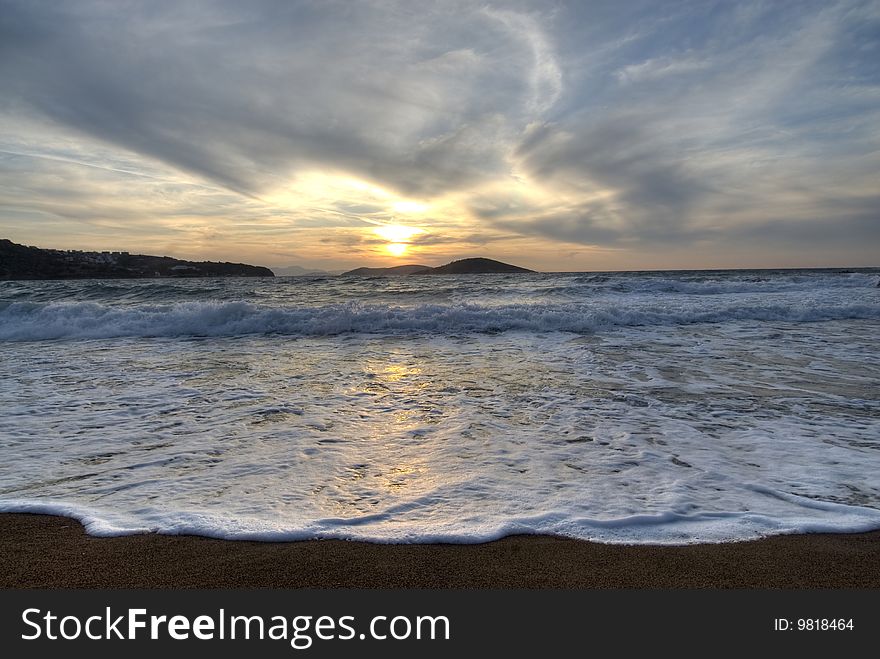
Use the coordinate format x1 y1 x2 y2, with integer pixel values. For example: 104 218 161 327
342 257 533 276
341 264 432 277
0 239 274 279
422 257 533 274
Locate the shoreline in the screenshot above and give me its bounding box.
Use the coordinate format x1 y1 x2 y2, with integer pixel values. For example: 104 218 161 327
2 513 879 588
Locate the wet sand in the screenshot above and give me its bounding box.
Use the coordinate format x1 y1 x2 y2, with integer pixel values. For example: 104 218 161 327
2 513 879 588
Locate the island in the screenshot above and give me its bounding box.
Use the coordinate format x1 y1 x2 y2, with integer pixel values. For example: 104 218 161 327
0 239 274 280
341 257 533 276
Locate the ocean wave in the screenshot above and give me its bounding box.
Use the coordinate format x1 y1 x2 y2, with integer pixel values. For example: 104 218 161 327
1 299 879 340
561 272 880 296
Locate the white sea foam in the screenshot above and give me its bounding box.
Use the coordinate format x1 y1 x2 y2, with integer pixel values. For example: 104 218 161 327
2 495 880 544
1 298 878 340
1 271 878 544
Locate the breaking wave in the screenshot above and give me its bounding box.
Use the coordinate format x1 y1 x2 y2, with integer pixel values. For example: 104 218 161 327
2 299 879 340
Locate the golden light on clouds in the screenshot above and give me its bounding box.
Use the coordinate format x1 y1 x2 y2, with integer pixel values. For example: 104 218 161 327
373 224 423 243
252 167 595 265
272 171 405 209
391 199 429 214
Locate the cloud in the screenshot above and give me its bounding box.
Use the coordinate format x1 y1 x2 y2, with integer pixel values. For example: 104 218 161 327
0 0 563 199
615 54 709 84
492 0 880 257
0 0 878 269
481 7 563 114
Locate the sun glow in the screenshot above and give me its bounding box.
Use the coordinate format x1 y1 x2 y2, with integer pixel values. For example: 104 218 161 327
372 225 424 258
391 199 429 214
373 224 423 242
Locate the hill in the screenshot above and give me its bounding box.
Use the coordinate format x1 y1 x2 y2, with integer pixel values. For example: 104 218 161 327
0 239 274 280
418 258 533 274
341 264 431 276
341 258 532 276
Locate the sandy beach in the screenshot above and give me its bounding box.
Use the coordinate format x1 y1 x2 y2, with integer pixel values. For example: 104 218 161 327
2 513 878 588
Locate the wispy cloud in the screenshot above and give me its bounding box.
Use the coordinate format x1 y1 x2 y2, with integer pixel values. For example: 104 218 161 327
615 54 709 84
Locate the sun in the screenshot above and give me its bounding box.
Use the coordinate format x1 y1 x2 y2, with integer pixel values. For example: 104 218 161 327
373 224 424 258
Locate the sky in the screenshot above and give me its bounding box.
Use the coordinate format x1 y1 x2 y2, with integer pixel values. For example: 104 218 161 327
1 0 878 272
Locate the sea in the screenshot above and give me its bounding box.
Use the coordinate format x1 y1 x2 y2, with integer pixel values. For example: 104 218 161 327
1 268 879 544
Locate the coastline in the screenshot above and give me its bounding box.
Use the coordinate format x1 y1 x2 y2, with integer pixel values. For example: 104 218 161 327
2 513 879 589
